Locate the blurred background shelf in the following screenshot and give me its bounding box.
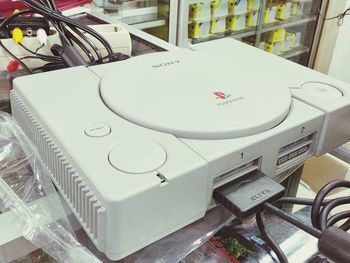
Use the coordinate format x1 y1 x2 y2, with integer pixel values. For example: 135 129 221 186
93 0 328 67
280 45 310 59
176 0 326 67
261 15 318 33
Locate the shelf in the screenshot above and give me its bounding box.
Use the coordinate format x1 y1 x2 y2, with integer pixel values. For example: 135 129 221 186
261 15 317 33
280 45 310 59
231 27 258 39
131 18 167 29
191 26 257 44
101 6 168 29
189 9 259 24
95 0 169 29
94 0 157 11
189 15 317 44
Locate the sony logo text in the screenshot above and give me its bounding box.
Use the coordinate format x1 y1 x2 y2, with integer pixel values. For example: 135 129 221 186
152 60 180 68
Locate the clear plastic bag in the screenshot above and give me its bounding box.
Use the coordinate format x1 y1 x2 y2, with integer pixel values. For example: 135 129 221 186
0 112 100 263
0 111 235 263
124 205 234 263
79 205 235 263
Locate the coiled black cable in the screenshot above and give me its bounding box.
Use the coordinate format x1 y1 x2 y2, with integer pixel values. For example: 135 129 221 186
256 179 350 263
311 180 350 230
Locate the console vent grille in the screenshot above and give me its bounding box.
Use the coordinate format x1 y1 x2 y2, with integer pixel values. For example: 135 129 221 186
11 92 106 246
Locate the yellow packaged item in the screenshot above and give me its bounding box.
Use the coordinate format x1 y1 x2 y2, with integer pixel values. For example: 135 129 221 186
189 1 212 20
228 0 235 13
226 16 236 31
291 2 298 16
144 26 168 41
226 14 246 31
246 11 258 27
264 41 282 54
188 21 211 38
276 2 291 20
280 40 288 52
211 0 229 17
294 31 302 46
248 0 260 11
233 0 248 15
242 35 255 45
158 1 170 17
210 17 226 33
258 41 265 50
266 27 286 42
286 32 296 48
263 6 277 24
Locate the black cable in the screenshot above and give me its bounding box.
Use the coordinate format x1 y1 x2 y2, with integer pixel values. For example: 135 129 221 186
35 44 45 54
256 212 288 263
66 27 102 62
322 7 350 26
0 10 34 31
327 211 350 228
101 52 131 62
319 196 350 231
252 179 350 263
264 202 322 238
340 218 350 232
63 30 95 62
275 197 329 206
1 1 125 71
69 26 102 61
40 0 68 45
19 43 62 61
20 0 113 55
21 0 123 65
311 180 350 229
32 62 65 72
0 41 32 73
20 55 61 62
0 10 41 73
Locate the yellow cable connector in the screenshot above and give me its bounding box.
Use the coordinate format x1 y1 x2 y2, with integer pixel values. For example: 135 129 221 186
12 28 23 44
13 9 20 14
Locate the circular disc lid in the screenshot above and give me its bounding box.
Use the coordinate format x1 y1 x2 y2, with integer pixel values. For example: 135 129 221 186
100 52 292 139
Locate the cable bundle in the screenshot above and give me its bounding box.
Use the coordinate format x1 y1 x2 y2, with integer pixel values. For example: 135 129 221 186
0 0 129 73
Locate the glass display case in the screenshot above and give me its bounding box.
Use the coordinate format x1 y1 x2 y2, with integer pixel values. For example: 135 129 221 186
177 0 328 67
178 0 264 46
93 0 178 44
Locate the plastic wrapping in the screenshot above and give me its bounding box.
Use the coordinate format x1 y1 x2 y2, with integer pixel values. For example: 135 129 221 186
123 205 234 263
0 112 100 263
77 205 235 263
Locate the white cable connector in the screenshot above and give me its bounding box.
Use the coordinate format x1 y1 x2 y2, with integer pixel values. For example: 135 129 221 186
36 28 48 46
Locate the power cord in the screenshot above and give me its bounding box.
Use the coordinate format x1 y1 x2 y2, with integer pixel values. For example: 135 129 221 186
213 171 350 263
319 6 350 26
258 180 350 263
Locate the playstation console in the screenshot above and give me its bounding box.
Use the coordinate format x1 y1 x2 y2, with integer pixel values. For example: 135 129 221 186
10 38 350 260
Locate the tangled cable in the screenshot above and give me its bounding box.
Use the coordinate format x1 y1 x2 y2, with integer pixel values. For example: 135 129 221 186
256 179 350 263
322 6 350 26
0 0 130 73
